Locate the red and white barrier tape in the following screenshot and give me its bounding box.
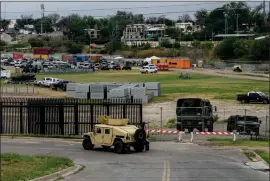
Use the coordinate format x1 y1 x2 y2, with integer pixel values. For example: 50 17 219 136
146 130 235 135
146 130 181 134
195 132 233 135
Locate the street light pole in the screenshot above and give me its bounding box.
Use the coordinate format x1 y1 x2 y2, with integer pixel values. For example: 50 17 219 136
236 14 239 34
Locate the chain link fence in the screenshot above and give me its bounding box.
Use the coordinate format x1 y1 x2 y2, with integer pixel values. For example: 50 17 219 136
210 61 269 74
143 103 269 137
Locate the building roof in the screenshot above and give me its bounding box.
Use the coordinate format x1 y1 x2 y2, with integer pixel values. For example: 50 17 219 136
214 34 255 38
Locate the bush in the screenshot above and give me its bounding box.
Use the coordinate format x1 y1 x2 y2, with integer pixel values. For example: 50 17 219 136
166 118 176 128
67 42 84 54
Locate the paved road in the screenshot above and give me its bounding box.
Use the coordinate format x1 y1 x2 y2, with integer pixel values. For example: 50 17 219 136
1 138 269 181
172 68 269 81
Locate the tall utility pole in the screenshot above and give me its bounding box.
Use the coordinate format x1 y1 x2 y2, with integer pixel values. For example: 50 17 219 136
40 4 45 34
263 0 266 21
236 14 239 34
223 12 228 34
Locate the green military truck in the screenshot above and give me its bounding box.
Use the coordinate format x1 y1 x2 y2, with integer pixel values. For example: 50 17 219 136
227 115 261 135
176 98 216 132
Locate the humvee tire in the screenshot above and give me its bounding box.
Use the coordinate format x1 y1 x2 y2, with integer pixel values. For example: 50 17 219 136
134 129 146 142
102 146 111 150
82 138 94 150
134 141 144 152
114 140 125 154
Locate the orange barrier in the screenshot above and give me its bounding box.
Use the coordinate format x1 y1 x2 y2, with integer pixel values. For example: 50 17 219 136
167 59 190 69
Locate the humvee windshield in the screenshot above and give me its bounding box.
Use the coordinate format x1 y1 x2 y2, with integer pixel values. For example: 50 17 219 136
237 116 258 122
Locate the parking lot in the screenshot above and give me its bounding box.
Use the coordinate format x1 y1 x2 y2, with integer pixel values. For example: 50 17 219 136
1 137 269 181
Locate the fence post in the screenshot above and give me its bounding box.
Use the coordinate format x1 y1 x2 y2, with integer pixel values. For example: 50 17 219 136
90 104 94 131
233 133 236 142
0 102 3 134
139 103 143 126
123 104 126 118
178 131 183 142
19 102 24 134
160 106 163 131
74 102 79 135
59 103 64 135
265 115 268 137
39 104 45 135
190 132 194 142
106 102 110 116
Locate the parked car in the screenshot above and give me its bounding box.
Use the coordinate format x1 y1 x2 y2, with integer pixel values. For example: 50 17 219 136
237 92 269 104
227 115 261 135
140 66 157 73
50 80 72 91
122 64 132 70
0 67 11 79
82 116 149 154
148 64 158 70
101 64 110 70
112 64 122 70
15 60 27 68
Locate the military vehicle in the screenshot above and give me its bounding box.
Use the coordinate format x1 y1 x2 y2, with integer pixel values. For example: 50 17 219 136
227 115 261 135
82 116 149 154
176 98 216 132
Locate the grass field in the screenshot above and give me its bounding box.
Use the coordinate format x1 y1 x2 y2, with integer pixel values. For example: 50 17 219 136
207 138 269 147
1 153 74 181
32 70 268 101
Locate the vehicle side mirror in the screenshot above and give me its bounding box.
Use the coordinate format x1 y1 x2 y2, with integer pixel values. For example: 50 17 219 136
214 106 217 112
259 120 262 124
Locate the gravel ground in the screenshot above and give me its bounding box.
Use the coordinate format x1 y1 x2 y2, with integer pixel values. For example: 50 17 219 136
143 100 269 133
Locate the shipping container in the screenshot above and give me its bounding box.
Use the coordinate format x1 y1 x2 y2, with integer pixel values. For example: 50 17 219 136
33 47 53 54
167 59 190 69
13 53 24 60
157 63 169 71
151 59 167 65
184 60 191 69
62 55 73 62
73 55 89 63
23 53 33 59
49 54 62 61
33 54 49 60
1 53 12 58
90 55 102 62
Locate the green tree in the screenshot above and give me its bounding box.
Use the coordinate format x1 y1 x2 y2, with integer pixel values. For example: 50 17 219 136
67 42 84 54
233 39 252 58
0 40 7 51
194 9 208 28
0 19 11 31
250 37 270 61
28 37 44 47
215 37 238 60
34 18 54 34
105 40 121 54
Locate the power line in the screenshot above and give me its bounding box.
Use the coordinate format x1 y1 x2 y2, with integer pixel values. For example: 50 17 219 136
2 6 259 20
1 2 224 14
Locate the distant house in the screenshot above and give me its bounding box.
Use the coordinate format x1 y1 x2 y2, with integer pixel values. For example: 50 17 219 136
0 33 13 43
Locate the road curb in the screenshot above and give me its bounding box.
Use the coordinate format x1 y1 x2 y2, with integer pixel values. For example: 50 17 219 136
1 136 82 142
29 164 84 181
243 149 269 171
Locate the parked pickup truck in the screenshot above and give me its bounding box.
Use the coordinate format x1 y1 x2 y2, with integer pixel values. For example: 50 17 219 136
237 92 269 104
35 77 60 87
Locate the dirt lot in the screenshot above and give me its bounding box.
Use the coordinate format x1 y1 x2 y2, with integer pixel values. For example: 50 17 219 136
143 100 269 131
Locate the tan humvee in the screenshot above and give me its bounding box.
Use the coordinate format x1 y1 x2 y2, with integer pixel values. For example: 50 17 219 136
82 116 149 154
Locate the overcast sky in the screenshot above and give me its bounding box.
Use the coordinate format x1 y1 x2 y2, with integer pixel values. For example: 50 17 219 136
0 1 266 20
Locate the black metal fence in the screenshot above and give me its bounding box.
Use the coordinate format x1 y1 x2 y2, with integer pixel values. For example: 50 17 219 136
0 98 143 136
